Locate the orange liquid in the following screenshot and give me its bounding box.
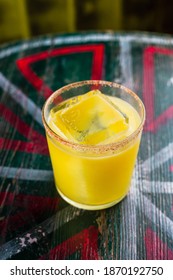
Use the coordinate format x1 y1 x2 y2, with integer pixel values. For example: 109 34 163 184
46 96 141 209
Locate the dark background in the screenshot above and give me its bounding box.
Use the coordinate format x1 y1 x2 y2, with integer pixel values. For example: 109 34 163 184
0 0 173 44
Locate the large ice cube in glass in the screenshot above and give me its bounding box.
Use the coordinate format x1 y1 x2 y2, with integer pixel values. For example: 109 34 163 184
49 90 129 145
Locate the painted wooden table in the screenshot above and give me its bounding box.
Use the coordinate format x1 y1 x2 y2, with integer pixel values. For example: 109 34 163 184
0 31 173 260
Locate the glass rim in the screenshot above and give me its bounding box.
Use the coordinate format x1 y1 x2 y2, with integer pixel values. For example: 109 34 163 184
42 80 146 153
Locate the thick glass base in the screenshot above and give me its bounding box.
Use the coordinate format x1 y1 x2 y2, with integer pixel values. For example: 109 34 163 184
57 188 128 210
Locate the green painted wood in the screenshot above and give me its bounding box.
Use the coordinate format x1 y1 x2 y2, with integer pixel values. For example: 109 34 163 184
0 31 173 260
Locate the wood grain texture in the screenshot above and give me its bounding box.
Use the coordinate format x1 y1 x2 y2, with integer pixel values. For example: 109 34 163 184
0 31 173 259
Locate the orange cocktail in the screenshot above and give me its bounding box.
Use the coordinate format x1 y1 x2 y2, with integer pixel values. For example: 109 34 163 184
42 81 145 210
